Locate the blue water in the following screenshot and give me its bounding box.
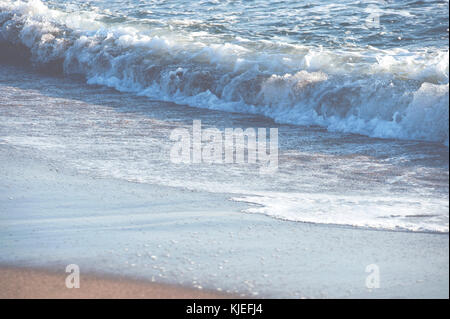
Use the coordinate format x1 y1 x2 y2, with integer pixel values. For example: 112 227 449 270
52 0 449 49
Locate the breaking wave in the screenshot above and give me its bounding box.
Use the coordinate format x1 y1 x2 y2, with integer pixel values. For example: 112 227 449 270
1 0 448 145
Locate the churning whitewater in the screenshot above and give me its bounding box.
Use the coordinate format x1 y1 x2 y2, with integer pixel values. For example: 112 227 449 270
0 0 448 145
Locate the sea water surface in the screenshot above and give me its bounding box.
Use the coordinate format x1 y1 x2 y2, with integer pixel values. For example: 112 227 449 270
0 0 449 233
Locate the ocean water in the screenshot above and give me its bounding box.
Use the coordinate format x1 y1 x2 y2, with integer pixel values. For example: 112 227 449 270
0 0 449 233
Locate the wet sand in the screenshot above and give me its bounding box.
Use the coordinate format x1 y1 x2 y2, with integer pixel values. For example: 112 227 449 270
0 266 230 299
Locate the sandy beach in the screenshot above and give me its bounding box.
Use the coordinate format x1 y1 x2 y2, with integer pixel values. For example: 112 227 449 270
0 266 229 299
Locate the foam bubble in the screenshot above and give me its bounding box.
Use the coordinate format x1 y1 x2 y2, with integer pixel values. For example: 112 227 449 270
232 191 449 233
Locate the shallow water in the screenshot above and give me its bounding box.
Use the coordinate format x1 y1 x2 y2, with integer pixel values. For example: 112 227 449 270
1 133 448 298
0 65 448 232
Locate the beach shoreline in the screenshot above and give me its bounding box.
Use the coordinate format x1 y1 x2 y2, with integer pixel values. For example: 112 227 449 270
1 140 448 298
0 266 232 299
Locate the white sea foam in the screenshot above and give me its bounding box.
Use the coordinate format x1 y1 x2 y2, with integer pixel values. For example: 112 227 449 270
232 191 449 233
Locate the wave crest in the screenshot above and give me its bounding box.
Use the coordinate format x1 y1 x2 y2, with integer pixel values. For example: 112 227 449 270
1 0 448 145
